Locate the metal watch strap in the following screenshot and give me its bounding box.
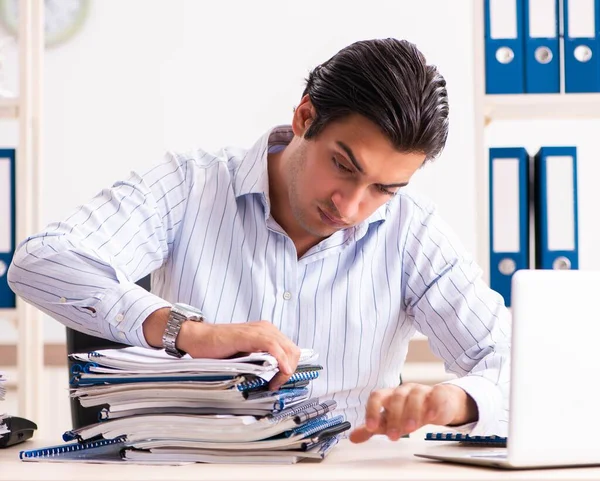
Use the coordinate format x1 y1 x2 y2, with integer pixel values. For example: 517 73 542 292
162 303 204 358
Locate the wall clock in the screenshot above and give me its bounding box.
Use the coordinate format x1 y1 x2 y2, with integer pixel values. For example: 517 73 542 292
0 0 90 48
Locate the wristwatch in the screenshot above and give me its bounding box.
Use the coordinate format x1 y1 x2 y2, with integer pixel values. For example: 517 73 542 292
162 302 205 358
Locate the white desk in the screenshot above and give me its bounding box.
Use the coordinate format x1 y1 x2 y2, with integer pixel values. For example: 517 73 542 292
2 437 600 481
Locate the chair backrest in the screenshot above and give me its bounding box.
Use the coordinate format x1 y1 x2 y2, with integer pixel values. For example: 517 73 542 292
66 274 151 429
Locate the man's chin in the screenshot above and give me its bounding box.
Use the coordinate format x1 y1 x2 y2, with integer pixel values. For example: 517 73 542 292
298 220 337 239
308 224 341 238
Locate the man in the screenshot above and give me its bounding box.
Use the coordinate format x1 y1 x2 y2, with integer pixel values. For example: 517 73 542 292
8 38 510 442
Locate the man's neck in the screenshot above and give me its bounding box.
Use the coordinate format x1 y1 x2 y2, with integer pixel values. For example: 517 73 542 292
267 149 323 258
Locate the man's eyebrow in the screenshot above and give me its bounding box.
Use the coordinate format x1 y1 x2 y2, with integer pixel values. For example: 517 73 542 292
336 141 409 189
380 181 409 188
336 141 365 174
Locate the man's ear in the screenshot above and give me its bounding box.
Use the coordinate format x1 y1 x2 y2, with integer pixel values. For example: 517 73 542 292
292 94 316 137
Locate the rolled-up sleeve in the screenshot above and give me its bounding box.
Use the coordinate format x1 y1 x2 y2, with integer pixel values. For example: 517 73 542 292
7 152 193 347
402 199 511 437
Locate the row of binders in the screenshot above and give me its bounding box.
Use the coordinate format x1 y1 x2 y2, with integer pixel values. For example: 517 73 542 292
485 0 600 93
20 346 350 464
489 146 578 306
0 149 15 309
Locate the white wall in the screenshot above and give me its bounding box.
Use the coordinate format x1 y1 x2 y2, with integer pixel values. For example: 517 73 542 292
0 0 478 342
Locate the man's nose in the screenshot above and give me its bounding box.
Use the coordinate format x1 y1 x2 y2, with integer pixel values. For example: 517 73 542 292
331 186 364 221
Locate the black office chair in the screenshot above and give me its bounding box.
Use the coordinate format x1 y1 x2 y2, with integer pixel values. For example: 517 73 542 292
66 275 151 429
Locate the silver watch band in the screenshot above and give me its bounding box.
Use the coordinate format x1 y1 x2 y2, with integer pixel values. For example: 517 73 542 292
162 303 205 358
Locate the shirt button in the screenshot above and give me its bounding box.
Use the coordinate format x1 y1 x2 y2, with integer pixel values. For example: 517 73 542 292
283 291 292 301
118 331 127 340
115 313 124 323
59 297 67 303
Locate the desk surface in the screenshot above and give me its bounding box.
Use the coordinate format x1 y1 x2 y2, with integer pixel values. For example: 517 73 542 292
2 437 600 481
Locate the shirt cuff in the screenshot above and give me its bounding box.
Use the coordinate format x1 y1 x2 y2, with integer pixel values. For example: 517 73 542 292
442 375 507 437
93 281 172 348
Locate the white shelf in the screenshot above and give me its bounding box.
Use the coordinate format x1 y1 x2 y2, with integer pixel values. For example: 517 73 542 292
0 309 17 321
0 97 18 119
485 94 600 123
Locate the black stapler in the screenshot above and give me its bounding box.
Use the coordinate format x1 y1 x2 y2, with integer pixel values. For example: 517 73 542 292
0 416 38 448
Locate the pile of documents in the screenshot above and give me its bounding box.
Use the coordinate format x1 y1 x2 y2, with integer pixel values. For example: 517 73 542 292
0 372 7 436
41 346 350 464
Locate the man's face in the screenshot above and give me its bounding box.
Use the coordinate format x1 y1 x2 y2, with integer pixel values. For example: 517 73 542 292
286 113 426 239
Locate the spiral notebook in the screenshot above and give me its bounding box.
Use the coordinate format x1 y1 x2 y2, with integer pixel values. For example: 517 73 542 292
20 403 349 464
63 399 340 444
70 346 318 381
20 437 127 464
123 436 340 464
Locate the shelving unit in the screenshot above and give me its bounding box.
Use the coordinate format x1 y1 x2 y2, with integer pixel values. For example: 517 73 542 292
1 0 44 423
0 97 18 118
484 93 600 123
473 0 600 283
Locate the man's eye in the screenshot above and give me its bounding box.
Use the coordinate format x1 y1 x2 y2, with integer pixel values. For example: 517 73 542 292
375 185 396 196
333 157 353 173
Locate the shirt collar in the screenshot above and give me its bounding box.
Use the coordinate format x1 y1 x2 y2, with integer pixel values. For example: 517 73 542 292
232 125 292 200
232 125 390 226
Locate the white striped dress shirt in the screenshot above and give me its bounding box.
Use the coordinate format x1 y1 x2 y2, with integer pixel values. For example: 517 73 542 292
8 126 510 435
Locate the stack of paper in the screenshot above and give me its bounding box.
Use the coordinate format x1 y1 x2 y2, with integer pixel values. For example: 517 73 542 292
69 347 322 418
0 372 7 436
23 347 349 464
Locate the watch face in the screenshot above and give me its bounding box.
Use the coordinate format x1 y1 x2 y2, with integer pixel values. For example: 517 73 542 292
0 0 90 48
173 303 204 320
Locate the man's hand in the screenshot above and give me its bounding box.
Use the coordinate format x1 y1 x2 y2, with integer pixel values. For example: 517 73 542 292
179 320 301 390
143 308 301 391
349 383 478 443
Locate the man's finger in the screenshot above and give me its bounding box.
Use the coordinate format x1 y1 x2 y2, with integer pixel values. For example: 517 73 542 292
269 370 291 391
349 425 375 444
282 341 301 374
365 389 392 432
382 387 409 440
399 385 429 434
424 384 455 426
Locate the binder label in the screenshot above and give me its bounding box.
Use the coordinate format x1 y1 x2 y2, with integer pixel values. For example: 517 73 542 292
529 0 558 37
0 158 11 253
490 0 518 39
568 0 596 37
546 156 576 251
492 158 521 253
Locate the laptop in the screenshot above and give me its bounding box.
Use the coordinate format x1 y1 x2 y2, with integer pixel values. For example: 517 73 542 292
415 269 600 469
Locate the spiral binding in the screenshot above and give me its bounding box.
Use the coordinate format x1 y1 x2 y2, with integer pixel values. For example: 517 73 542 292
293 399 336 424
425 432 507 445
69 362 99 386
295 415 345 439
302 433 339 454
83 362 98 373
244 387 308 401
284 415 327 437
20 436 126 459
285 414 339 437
270 398 321 422
236 370 319 392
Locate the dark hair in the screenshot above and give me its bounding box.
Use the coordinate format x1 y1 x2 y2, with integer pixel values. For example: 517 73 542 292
302 38 449 162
